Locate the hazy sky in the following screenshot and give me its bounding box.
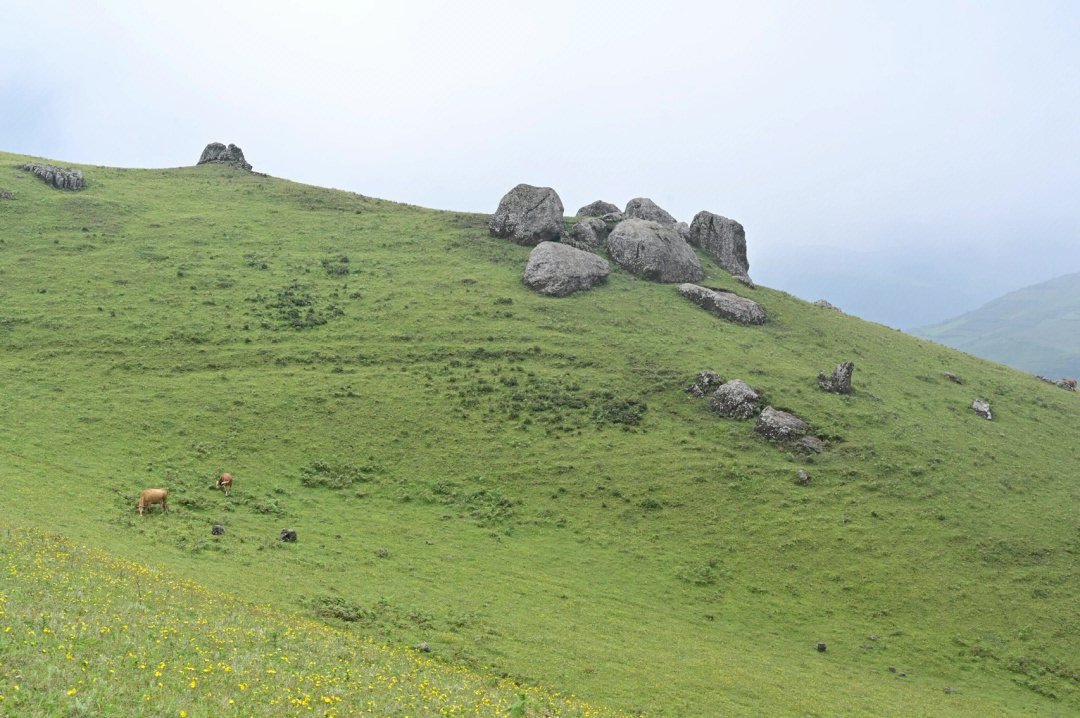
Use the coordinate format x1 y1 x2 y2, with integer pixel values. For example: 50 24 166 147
4 1 1078 328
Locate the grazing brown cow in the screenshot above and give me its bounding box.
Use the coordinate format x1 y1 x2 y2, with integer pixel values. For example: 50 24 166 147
1065 379 1078 389
137 488 168 517
217 472 233 496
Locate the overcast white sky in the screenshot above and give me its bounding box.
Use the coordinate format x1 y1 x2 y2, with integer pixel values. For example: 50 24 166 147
3 1 1078 327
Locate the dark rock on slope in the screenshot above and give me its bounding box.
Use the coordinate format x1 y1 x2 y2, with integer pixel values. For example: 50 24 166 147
677 284 766 325
522 241 609 297
687 370 723 397
688 211 749 278
22 163 85 190
197 143 252 170
489 184 564 246
818 361 854 394
607 219 703 283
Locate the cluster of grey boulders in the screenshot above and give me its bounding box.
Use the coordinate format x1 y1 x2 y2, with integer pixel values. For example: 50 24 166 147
1037 375 1077 391
490 184 763 325
22 162 85 191
686 371 825 453
198 142 252 171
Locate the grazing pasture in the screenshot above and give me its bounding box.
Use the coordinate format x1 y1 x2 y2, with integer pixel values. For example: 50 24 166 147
1 151 1079 716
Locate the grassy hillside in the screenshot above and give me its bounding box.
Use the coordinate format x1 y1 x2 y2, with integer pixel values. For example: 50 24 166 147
912 272 1080 379
0 526 609 717
1 151 1079 717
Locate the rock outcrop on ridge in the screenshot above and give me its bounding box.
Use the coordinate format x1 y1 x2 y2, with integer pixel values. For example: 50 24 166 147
197 143 252 171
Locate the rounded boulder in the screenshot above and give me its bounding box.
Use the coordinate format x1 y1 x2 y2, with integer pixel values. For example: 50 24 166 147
489 184 564 246
523 241 609 297
607 219 704 283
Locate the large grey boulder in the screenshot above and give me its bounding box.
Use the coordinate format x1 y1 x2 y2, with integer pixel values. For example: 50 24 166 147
489 184 564 246
607 219 703 283
624 197 676 225
577 200 620 217
818 361 854 394
522 241 609 297
676 284 766 325
688 211 749 277
755 407 809 442
971 399 992 420
564 216 609 252
197 143 252 170
709 380 762 419
814 299 841 311
22 163 85 191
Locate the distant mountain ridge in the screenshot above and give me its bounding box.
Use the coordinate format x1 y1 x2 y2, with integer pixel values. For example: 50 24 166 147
912 271 1080 378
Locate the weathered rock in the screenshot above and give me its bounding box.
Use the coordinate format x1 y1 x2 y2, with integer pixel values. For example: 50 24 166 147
686 370 723 397
755 407 809 442
278 528 297 542
22 163 85 191
522 241 609 297
796 469 812 485
624 197 677 225
814 299 841 311
576 200 620 217
733 274 756 289
688 211 749 277
676 284 766 325
709 380 762 419
489 184 564 246
564 216 609 252
197 142 252 170
607 219 703 283
415 642 432 652
211 524 225 535
600 211 625 224
818 361 854 394
817 643 827 653
0 189 12 200
945 372 962 384
674 221 691 241
971 399 992 420
797 435 825 454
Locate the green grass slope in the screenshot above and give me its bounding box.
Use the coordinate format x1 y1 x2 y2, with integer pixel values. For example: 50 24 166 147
0 526 611 717
1 151 1079 717
912 272 1080 379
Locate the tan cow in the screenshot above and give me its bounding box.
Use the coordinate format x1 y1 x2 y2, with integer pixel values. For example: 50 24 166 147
217 472 233 496
137 488 168 517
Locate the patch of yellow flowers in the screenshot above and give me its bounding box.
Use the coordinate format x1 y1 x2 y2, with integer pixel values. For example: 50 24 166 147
0 526 623 717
